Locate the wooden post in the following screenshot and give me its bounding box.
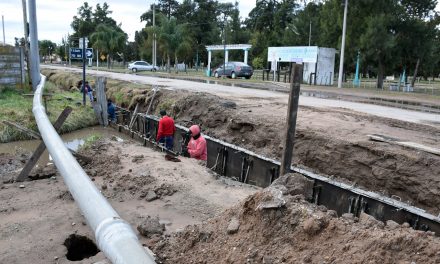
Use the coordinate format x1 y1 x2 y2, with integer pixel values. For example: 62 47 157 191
146 86 158 115
280 63 303 176
129 103 139 129
16 107 72 182
95 77 108 126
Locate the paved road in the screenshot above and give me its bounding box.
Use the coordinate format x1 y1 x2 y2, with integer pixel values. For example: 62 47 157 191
43 65 440 126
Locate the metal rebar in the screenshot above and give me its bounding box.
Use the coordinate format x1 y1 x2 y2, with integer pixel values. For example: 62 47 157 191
33 75 156 264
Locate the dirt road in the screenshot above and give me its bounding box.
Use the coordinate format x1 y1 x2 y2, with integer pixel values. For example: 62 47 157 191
43 65 440 127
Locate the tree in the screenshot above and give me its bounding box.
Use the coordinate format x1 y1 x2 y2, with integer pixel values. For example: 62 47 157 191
158 0 179 19
39 40 57 63
70 2 121 48
71 2 94 45
155 14 192 72
90 24 127 68
360 13 396 89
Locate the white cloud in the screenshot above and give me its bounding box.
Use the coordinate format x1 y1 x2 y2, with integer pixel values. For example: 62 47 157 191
3 0 438 46
1 0 255 45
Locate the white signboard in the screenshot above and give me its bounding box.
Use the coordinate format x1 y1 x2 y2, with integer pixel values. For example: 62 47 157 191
268 46 318 63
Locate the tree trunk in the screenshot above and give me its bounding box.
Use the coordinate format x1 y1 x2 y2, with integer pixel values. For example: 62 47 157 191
411 58 420 88
167 54 171 73
175 54 178 73
107 55 110 69
377 58 384 89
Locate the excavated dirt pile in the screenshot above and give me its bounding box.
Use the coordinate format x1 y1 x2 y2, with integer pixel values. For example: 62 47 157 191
152 174 440 264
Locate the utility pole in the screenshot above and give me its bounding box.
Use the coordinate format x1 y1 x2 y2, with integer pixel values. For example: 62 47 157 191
223 14 226 78
82 37 86 105
28 0 40 91
308 20 311 46
337 0 348 88
152 1 156 68
2 15 5 45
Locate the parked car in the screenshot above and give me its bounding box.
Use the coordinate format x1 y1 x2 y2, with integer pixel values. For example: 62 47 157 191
213 62 253 79
128 61 159 72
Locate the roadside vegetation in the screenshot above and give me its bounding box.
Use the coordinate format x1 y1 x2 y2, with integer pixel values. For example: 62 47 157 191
0 81 98 143
80 133 103 150
42 69 151 108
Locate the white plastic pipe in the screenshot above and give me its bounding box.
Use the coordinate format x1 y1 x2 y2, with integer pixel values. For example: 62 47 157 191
33 74 156 264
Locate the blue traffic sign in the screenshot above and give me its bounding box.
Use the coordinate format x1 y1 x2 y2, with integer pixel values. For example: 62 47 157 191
70 48 94 59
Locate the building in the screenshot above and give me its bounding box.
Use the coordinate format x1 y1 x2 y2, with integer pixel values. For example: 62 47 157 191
267 46 336 86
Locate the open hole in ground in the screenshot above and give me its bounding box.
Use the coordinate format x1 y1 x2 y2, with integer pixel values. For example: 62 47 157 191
64 234 99 261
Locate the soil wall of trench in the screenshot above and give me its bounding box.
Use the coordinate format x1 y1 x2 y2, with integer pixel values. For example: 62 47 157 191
45 71 440 214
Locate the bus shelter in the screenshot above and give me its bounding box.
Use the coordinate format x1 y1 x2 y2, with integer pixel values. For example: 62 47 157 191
206 44 251 76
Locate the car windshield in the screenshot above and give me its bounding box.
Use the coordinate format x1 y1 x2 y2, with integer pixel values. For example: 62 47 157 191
232 62 248 66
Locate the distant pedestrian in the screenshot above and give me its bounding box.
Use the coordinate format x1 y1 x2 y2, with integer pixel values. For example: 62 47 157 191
156 110 176 150
186 125 207 161
85 81 94 103
107 99 116 123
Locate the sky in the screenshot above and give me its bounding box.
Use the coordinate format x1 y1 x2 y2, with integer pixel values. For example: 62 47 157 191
0 0 256 45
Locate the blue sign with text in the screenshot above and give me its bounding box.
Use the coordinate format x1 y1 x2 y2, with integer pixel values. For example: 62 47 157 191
70 48 93 59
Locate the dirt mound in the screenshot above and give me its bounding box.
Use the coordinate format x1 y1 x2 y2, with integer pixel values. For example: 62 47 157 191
152 174 440 263
0 152 29 183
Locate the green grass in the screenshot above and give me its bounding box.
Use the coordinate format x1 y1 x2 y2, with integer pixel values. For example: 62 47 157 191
0 82 98 143
80 133 103 150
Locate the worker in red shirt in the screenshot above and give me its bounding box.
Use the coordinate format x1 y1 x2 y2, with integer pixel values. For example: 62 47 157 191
186 125 207 161
156 110 175 150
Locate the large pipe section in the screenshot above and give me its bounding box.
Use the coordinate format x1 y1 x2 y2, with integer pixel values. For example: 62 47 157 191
33 74 155 263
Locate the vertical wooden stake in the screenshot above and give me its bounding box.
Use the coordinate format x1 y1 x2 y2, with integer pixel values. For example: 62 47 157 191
95 77 108 126
280 63 303 176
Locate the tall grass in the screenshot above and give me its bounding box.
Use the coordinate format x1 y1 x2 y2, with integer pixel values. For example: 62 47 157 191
0 81 98 143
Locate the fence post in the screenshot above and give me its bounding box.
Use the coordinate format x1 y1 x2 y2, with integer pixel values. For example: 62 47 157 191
280 63 303 176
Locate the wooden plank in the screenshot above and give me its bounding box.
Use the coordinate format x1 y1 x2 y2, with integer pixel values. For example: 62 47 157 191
146 86 158 115
16 107 72 182
2 120 41 139
368 134 440 156
129 103 139 129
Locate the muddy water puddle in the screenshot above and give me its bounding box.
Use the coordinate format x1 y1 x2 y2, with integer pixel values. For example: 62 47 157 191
0 126 128 166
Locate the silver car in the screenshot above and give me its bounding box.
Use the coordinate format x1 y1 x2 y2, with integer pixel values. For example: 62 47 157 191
128 61 159 72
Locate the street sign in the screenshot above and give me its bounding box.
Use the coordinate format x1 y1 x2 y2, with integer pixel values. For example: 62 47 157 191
70 48 94 59
85 49 93 59
100 54 106 61
79 37 89 49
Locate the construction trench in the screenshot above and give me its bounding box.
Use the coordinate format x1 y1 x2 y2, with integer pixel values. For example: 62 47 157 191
3 69 440 263
113 107 440 236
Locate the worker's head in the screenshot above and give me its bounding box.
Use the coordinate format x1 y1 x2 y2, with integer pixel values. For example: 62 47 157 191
107 99 112 105
160 109 167 117
189 125 200 137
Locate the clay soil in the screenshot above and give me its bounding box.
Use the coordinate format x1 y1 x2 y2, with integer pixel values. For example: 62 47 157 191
153 174 440 264
122 88 440 214
0 138 257 263
2 139 440 264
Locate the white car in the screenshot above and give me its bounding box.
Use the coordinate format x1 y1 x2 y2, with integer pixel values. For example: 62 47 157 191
128 61 159 72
